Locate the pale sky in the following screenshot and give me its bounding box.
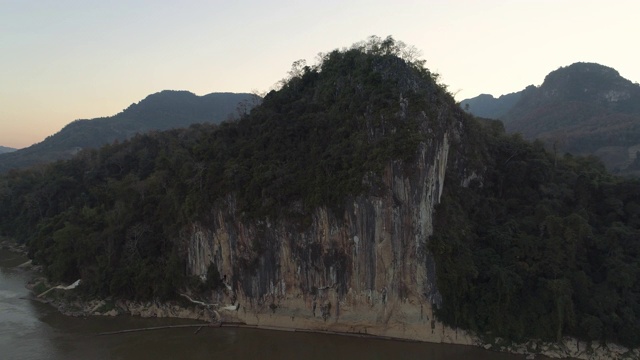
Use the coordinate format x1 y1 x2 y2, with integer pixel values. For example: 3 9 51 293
1 0 638 149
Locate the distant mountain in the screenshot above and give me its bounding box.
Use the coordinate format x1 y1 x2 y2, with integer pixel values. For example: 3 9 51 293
0 146 16 154
0 91 259 173
462 62 640 174
460 90 525 119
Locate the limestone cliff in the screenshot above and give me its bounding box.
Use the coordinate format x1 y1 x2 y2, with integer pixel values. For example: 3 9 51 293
183 104 474 343
8 38 639 358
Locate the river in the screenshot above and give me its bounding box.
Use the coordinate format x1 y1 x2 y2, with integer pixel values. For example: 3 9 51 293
0 249 543 360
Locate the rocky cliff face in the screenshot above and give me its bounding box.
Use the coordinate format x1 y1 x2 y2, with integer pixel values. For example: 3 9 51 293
182 107 474 344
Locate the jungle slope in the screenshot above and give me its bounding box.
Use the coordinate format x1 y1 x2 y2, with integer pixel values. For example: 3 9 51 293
0 37 638 358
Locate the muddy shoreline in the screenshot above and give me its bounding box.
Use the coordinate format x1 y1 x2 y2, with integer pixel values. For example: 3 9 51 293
2 240 636 360
28 279 638 360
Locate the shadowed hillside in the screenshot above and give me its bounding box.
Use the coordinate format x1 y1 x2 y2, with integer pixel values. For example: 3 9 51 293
1 38 639 353
462 63 640 175
0 146 16 154
460 90 524 119
0 91 259 173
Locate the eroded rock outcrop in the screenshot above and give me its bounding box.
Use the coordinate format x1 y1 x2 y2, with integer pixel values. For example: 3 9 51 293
183 112 474 344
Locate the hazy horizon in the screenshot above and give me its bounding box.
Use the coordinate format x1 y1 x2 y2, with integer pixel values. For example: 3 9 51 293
2 0 639 149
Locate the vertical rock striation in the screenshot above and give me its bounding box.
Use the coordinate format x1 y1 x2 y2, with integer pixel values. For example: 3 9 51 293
184 108 474 344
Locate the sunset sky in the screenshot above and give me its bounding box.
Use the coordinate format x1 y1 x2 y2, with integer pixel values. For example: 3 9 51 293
1 0 638 149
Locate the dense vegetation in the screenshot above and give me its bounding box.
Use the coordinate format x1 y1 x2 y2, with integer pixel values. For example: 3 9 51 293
1 37 638 349
431 118 640 347
0 36 448 299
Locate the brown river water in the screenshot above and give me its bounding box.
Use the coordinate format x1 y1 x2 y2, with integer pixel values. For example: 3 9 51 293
0 249 542 360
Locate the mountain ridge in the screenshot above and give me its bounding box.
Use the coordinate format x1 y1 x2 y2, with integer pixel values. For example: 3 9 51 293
0 91 258 173
0 146 16 154
461 62 640 174
460 90 526 119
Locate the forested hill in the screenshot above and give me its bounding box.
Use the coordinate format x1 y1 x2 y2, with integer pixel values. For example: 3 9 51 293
503 62 640 140
0 38 638 349
0 91 258 173
0 146 16 154
462 62 640 175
